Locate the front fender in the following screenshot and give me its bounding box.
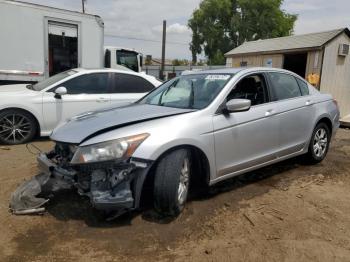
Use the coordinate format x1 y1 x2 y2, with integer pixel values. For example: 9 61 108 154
133 134 217 182
0 104 43 133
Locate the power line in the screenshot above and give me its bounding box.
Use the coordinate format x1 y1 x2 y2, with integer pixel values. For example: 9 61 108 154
104 34 189 46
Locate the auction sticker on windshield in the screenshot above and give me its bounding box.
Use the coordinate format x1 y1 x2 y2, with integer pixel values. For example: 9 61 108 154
205 75 231 80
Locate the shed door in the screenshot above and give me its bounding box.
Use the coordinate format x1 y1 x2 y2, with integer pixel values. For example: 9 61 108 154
48 21 78 76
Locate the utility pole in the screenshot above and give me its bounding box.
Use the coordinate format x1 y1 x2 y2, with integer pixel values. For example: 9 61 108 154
82 0 86 13
160 20 166 80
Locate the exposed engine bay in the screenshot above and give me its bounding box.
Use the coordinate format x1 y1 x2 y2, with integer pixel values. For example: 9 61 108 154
10 142 152 219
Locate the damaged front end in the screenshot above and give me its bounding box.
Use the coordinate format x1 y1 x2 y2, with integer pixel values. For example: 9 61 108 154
10 140 152 218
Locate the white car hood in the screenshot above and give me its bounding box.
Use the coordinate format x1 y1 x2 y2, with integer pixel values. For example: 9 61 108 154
0 84 34 94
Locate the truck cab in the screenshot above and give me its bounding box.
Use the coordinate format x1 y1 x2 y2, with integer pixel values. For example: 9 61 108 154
104 47 143 73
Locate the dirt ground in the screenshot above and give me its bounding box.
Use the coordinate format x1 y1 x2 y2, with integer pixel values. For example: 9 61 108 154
1 128 350 262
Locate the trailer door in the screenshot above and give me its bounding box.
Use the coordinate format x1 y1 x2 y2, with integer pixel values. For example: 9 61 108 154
48 21 78 76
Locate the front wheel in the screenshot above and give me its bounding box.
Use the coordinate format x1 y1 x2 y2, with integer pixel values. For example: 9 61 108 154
0 109 37 145
305 123 330 164
153 149 191 217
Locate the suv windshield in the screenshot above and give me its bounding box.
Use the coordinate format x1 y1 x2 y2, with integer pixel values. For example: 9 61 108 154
32 70 77 91
138 73 233 109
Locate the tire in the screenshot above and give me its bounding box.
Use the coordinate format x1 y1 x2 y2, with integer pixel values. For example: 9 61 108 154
153 149 191 217
304 122 330 164
0 109 37 145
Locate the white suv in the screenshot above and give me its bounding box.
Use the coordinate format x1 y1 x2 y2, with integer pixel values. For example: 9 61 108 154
0 68 161 144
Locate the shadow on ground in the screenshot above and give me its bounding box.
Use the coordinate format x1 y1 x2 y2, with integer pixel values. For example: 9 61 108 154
44 156 304 227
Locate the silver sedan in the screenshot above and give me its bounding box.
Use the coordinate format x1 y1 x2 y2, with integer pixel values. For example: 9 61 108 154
11 67 340 218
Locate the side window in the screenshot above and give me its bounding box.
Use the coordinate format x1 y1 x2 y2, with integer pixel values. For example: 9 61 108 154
227 74 268 106
296 78 310 96
268 72 302 101
112 73 155 93
59 73 109 94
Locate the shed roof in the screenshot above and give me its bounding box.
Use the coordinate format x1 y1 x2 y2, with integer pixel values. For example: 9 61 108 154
225 28 350 56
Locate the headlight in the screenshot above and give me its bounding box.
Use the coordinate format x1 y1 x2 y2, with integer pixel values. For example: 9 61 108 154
70 133 149 164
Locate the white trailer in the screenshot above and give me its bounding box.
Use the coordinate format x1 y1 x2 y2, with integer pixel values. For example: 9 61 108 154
0 0 104 84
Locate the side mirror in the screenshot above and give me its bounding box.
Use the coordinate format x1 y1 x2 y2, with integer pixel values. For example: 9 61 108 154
54 86 67 99
225 99 251 113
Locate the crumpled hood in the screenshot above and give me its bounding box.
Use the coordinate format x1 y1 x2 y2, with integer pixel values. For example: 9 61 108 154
51 104 194 144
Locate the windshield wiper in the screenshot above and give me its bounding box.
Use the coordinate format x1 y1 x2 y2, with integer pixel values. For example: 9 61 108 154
158 79 178 106
26 84 34 90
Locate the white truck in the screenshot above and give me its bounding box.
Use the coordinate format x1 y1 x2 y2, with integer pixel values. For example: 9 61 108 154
0 0 143 84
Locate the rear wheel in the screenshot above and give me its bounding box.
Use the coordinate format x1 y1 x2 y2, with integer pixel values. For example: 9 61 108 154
153 149 191 217
305 123 330 164
0 109 37 145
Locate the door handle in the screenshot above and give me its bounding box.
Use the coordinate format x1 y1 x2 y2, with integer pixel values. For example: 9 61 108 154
305 100 313 106
265 109 275 117
96 98 109 103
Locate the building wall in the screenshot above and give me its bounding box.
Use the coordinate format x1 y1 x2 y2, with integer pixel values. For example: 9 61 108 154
305 50 323 76
226 51 322 78
320 32 350 118
226 54 283 68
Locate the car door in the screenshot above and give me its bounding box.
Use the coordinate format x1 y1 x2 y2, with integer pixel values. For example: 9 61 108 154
213 73 280 179
266 72 315 157
42 72 111 131
109 73 156 105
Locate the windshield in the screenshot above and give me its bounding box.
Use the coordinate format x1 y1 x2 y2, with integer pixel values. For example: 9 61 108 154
116 50 139 72
32 70 77 91
138 73 233 109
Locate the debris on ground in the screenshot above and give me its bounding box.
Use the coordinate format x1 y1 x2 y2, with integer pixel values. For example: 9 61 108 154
1 129 350 261
243 212 255 226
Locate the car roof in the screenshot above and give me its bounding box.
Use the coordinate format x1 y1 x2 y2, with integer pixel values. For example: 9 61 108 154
71 68 161 85
182 67 298 76
73 67 134 74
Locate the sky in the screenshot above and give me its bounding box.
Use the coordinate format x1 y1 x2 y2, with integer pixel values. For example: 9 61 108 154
24 0 350 60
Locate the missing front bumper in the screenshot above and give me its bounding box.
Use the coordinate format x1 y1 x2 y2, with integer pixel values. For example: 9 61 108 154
9 153 151 218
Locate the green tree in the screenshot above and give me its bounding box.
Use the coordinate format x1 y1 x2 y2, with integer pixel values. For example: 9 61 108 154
188 0 297 65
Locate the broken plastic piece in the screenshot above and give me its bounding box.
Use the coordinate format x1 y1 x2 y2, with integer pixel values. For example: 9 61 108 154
10 173 51 215
9 171 74 215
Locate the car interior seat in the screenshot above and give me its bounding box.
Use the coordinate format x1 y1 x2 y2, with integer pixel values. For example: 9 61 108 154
228 77 259 105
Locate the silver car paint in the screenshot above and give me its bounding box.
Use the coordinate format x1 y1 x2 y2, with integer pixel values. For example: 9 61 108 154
50 104 194 143
52 67 340 186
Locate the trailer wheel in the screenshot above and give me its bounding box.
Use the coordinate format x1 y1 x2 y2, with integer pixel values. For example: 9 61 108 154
153 149 191 217
0 109 37 145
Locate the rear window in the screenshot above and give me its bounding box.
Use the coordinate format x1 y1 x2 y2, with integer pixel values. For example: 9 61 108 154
111 73 155 93
296 78 310 96
268 72 302 101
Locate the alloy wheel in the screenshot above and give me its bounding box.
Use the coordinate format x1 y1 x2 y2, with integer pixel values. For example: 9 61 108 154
0 114 32 144
313 127 328 158
178 157 190 205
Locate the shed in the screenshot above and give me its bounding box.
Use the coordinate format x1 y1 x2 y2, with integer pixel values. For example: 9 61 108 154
225 28 350 124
